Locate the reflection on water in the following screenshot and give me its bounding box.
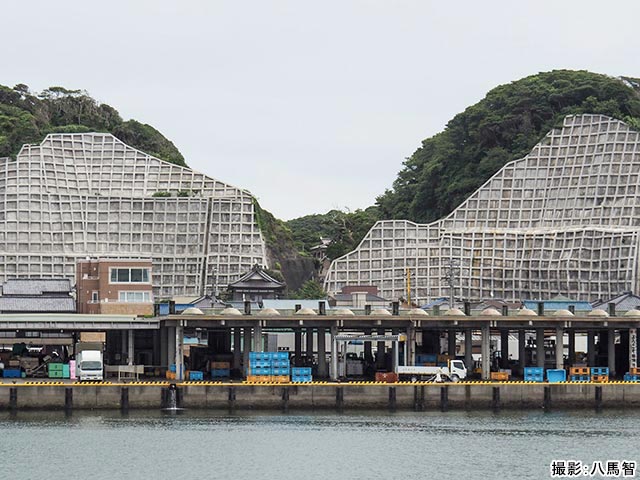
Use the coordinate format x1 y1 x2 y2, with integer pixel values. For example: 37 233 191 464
0 409 638 479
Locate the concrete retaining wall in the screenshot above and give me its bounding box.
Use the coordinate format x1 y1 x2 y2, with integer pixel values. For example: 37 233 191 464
1 384 640 411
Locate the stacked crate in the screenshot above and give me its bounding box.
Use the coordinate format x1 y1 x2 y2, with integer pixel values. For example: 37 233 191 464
211 361 231 379
246 352 291 383
291 367 312 383
48 362 64 379
569 366 590 382
590 367 609 383
624 367 640 382
189 371 204 381
270 352 291 383
523 367 544 382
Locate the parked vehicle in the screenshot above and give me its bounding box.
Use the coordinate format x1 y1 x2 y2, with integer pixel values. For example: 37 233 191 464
76 342 103 381
396 359 467 382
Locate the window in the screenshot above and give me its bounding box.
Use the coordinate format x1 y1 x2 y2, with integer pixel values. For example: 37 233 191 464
118 291 151 303
91 291 99 302
110 268 150 284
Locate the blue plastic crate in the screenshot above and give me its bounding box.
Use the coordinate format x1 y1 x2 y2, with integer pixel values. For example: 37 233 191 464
590 367 609 376
274 352 290 361
211 368 230 378
524 373 544 382
3 369 21 378
249 366 273 376
272 360 290 368
250 360 272 369
169 364 176 373
524 367 544 376
189 371 204 381
624 373 640 382
292 367 312 376
546 369 567 383
249 352 271 362
570 374 590 382
272 367 290 376
291 375 312 383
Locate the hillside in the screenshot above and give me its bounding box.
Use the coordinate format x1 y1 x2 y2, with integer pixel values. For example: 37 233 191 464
376 70 640 224
0 84 185 166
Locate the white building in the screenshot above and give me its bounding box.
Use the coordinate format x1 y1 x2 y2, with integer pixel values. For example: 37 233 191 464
325 115 640 303
0 133 267 297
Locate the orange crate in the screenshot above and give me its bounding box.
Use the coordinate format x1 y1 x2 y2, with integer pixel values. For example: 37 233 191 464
272 375 290 383
591 374 609 383
570 367 589 375
491 372 509 381
246 375 273 383
166 371 176 380
630 367 640 375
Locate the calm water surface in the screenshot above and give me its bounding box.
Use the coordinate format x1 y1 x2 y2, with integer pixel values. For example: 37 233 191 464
0 409 638 479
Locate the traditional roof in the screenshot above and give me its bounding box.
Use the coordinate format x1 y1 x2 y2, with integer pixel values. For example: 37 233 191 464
228 265 285 290
2 279 71 296
592 292 640 312
0 297 75 313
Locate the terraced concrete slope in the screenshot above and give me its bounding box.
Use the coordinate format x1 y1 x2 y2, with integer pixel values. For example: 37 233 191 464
325 114 640 303
0 133 267 297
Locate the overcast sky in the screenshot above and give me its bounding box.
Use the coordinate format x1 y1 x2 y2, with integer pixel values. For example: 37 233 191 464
3 1 639 219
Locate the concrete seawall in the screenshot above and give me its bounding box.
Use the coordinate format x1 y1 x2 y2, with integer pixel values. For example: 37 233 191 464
2 383 640 411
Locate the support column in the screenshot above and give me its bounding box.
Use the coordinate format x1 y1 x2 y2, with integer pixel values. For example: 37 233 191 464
306 327 314 363
407 325 416 366
167 326 176 370
377 329 386 370
568 330 576 366
253 323 263 352
128 329 134 366
233 327 242 370
391 329 399 373
175 322 184 381
536 328 545 368
464 329 473 374
500 329 509 369
121 331 127 364
242 327 252 374
518 329 526 376
330 325 338 380
294 328 303 367
448 329 456 357
160 326 168 368
481 323 490 381
317 327 327 377
555 326 564 370
587 330 596 366
608 329 616 377
363 328 373 364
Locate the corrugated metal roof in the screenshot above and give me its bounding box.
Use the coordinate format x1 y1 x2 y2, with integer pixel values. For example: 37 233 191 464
2 279 71 295
0 297 76 312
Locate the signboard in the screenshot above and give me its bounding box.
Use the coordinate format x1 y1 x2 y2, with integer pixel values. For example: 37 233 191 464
630 329 638 370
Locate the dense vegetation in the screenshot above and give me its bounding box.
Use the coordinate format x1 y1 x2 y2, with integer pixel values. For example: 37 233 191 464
286 206 380 259
0 84 185 166
289 279 327 299
376 70 640 223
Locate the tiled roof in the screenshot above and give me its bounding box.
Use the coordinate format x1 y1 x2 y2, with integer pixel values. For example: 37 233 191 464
0 297 76 312
2 279 71 295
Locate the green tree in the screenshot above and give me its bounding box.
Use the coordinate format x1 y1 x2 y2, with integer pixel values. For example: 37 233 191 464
377 70 640 223
290 280 326 299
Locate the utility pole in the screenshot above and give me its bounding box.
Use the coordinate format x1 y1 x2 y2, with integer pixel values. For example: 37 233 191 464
444 259 459 309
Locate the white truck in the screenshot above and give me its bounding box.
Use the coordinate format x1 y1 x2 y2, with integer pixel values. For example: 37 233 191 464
76 342 104 381
397 359 467 382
